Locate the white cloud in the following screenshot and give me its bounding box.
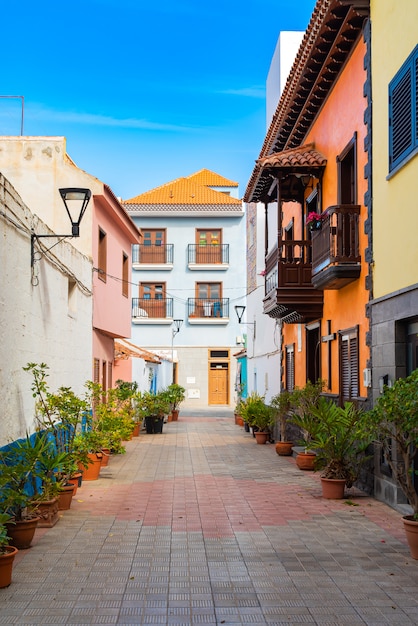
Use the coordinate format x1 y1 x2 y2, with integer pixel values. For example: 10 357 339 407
218 86 265 99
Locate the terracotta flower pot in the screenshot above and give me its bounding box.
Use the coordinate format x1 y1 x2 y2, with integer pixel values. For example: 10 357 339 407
79 453 102 480
275 441 293 456
100 449 111 467
254 431 269 445
171 409 179 421
34 497 59 528
296 452 316 470
58 484 75 510
5 517 39 549
403 516 418 559
0 546 18 588
132 422 141 437
320 477 346 499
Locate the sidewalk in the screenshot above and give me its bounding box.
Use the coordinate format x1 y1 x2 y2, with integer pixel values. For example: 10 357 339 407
1 415 418 625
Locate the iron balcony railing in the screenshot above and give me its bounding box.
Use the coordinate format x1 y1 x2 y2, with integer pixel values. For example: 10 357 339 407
187 298 229 319
132 297 173 319
187 243 229 265
311 205 361 276
132 243 174 265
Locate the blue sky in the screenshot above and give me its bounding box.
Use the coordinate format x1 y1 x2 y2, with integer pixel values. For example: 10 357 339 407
1 0 315 199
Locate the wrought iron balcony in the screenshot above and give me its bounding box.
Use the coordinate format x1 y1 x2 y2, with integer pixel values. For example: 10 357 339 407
311 205 361 290
132 243 174 266
187 298 229 321
187 244 229 267
263 241 323 323
132 297 173 320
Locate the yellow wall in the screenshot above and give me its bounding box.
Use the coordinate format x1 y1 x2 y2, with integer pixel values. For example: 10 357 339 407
372 0 418 297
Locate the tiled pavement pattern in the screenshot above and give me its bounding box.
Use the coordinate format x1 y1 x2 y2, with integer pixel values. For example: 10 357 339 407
1 416 418 625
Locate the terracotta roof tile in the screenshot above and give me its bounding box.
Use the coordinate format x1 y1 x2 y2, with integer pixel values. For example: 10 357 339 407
257 144 327 169
124 174 242 207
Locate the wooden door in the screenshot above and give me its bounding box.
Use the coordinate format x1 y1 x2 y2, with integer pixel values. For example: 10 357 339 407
140 283 165 318
209 363 228 404
142 230 165 263
196 230 222 264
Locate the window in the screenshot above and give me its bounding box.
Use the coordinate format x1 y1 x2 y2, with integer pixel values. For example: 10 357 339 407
389 45 418 171
337 134 357 204
98 228 107 282
122 252 129 297
197 283 222 317
339 326 359 404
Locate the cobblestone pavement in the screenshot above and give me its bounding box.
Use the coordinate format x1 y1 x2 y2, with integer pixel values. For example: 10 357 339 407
1 416 418 625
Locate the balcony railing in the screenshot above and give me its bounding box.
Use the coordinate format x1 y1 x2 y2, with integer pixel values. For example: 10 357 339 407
187 244 229 265
132 297 173 319
187 298 229 319
263 241 323 322
311 205 361 290
132 244 174 265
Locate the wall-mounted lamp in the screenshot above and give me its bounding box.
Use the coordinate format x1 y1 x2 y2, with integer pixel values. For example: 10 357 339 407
172 319 183 338
31 188 91 267
235 305 256 340
171 319 183 384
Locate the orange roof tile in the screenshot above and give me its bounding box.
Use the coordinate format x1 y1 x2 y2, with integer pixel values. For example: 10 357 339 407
186 169 238 187
124 176 242 207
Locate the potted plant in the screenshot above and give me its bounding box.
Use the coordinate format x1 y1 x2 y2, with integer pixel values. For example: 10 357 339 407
270 389 294 456
365 369 418 558
0 433 44 549
136 391 171 434
288 380 325 469
306 211 324 232
72 429 106 480
0 513 18 589
308 397 371 498
239 392 274 444
115 379 141 436
164 384 186 421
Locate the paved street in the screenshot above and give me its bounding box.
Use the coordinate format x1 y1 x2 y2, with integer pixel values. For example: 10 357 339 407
1 415 418 625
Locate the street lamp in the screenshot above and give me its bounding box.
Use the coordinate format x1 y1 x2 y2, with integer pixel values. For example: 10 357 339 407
171 319 183 383
31 188 91 267
235 305 256 340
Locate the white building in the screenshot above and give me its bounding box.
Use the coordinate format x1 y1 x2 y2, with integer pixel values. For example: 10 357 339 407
124 169 246 412
0 173 92 445
245 31 303 402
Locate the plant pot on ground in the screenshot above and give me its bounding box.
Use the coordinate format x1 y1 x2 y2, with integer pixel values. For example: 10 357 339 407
136 391 171 434
0 514 18 589
163 384 186 421
239 393 274 444
270 390 294 455
365 369 418 558
0 432 52 548
306 397 371 499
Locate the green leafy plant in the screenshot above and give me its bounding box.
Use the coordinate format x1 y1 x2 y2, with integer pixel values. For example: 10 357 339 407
239 392 274 433
287 380 326 449
163 384 186 412
307 397 371 487
365 369 418 517
135 391 171 421
0 433 50 521
0 514 13 554
270 390 294 442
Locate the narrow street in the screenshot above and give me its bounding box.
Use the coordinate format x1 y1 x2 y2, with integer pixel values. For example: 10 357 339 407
1 416 418 625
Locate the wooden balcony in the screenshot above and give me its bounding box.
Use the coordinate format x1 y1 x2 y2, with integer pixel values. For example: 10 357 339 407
311 205 361 290
263 241 323 323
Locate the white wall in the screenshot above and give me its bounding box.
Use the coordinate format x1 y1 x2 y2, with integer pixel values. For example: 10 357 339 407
0 175 92 446
266 31 304 127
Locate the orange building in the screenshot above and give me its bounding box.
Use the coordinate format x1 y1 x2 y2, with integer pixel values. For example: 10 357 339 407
245 0 371 407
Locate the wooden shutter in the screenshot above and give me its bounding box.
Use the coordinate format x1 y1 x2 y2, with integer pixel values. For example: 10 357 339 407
389 47 418 170
339 327 359 404
285 344 295 391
